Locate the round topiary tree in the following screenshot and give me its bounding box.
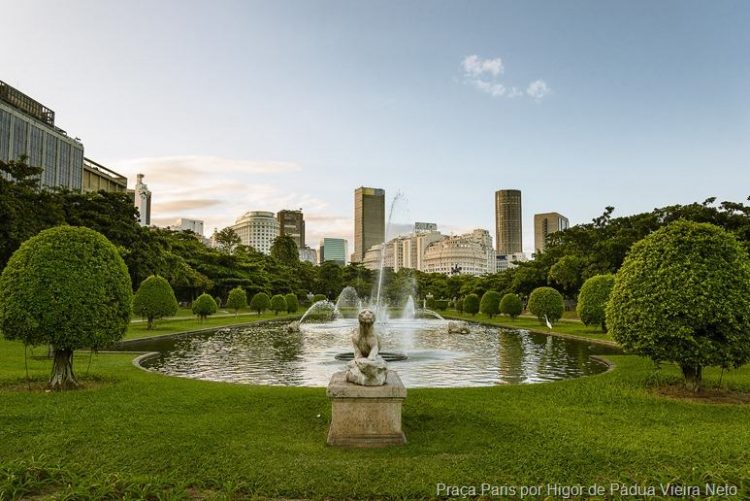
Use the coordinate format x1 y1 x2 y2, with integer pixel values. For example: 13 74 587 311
0 226 132 390
528 287 564 325
285 293 299 313
463 293 480 316
132 275 178 329
480 291 501 318
270 294 287 315
311 293 327 304
226 287 248 316
192 293 217 321
606 220 750 391
455 297 464 313
499 293 523 319
577 274 615 331
250 292 271 315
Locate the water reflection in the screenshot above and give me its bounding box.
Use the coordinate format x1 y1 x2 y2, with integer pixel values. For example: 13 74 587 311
119 320 619 388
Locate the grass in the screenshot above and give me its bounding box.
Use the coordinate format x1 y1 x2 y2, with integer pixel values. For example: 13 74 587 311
126 309 298 340
2 317 750 498
443 309 615 344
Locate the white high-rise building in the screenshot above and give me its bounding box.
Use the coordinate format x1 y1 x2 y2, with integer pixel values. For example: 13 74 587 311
422 229 496 276
232 211 280 254
133 173 151 226
174 218 204 236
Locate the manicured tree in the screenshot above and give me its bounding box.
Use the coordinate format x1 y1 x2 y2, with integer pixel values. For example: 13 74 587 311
311 293 327 304
577 274 615 331
463 293 480 316
285 293 299 313
425 296 437 310
270 294 287 315
250 292 271 315
479 291 501 318
132 275 179 329
499 293 523 319
226 287 248 316
528 287 564 325
606 221 750 391
0 226 132 390
192 293 218 321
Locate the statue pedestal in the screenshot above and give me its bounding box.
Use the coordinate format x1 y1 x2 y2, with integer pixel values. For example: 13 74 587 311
326 370 407 447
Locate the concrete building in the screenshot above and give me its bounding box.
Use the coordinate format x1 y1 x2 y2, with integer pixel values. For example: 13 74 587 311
299 246 318 265
277 209 305 250
534 212 570 253
130 173 152 226
232 210 279 254
82 157 127 193
495 189 523 256
353 187 385 263
362 227 445 272
174 218 205 236
0 80 84 189
496 252 529 271
319 238 348 266
422 229 496 276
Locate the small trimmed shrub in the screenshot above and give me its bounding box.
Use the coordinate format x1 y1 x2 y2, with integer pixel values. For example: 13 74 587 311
435 299 450 311
250 292 271 315
463 293 480 316
606 220 750 391
499 293 522 319
455 297 464 313
577 274 615 331
425 297 437 310
270 294 287 315
285 293 299 313
528 287 564 325
480 291 501 318
133 275 179 329
311 293 327 304
192 293 218 321
226 287 248 316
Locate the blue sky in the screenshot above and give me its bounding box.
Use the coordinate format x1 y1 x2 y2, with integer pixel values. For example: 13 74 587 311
2 0 748 252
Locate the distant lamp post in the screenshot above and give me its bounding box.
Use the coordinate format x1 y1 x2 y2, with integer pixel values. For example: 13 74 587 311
450 264 462 275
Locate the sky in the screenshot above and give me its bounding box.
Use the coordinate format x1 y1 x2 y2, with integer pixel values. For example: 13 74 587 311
1 0 748 253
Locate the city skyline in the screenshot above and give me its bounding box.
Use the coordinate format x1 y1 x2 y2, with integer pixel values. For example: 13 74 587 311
1 1 748 252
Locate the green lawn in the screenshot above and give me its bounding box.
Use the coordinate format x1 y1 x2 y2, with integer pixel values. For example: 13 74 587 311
443 309 616 345
1 318 749 499
126 310 298 339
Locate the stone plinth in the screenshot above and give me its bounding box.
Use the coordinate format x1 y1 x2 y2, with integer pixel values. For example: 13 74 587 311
326 370 407 447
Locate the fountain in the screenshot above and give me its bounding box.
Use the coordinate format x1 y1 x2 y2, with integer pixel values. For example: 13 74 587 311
326 308 407 447
402 295 416 320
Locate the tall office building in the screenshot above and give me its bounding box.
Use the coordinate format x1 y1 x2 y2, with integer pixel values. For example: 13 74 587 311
83 157 127 193
534 212 569 253
277 209 305 249
494 189 522 255
0 80 84 189
232 211 280 254
131 173 152 226
319 238 348 266
353 186 385 262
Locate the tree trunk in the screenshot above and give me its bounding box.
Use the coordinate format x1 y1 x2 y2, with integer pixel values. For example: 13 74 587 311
147 316 154 330
681 364 703 392
48 348 79 391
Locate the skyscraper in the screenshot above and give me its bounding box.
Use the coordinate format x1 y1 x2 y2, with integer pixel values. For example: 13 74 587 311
495 189 522 255
319 238 348 266
353 186 385 262
277 209 305 249
132 173 152 226
232 211 280 254
534 212 569 254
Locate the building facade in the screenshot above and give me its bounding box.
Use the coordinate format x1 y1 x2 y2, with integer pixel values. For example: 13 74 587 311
353 186 385 262
299 246 318 265
232 211 280 254
174 218 205 236
362 228 446 272
319 238 347 266
83 157 127 193
422 229 496 276
496 252 528 271
0 80 84 189
534 212 570 254
277 209 305 249
495 189 523 256
131 173 152 226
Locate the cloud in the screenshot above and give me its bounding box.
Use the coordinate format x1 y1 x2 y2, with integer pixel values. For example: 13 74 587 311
461 55 551 101
462 55 504 77
527 80 551 100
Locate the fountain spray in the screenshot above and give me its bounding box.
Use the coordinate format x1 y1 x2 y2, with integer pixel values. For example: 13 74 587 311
374 192 403 319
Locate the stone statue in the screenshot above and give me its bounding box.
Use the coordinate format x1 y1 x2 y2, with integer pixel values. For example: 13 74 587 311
346 309 387 386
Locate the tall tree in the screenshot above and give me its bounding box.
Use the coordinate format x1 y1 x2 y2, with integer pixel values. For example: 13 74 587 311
270 235 299 265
